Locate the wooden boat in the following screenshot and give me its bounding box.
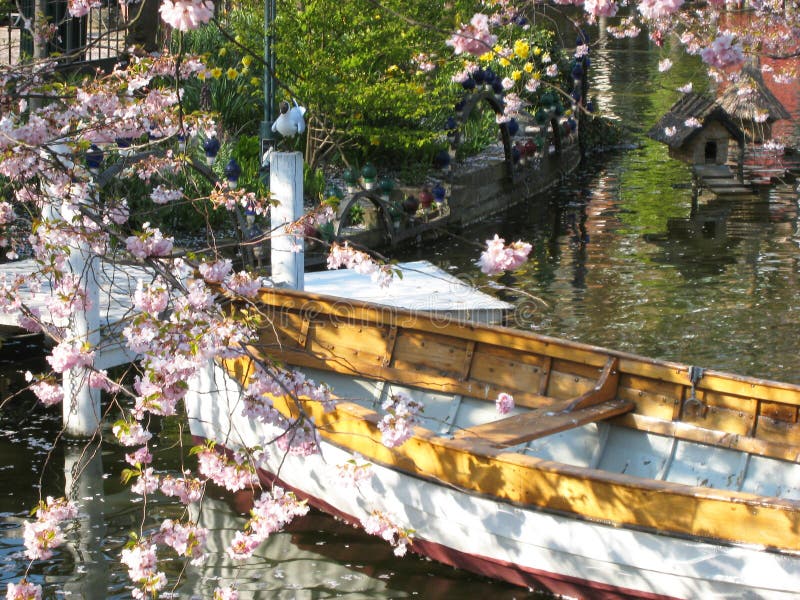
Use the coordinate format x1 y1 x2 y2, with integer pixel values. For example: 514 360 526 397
186 285 800 600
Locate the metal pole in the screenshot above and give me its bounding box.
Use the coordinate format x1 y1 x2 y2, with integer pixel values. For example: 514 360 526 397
260 0 276 157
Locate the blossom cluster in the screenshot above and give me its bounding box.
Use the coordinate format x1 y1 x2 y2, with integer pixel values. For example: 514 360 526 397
226 487 309 560
327 242 395 287
362 510 414 557
7 498 74 596
377 392 424 448
477 235 532 275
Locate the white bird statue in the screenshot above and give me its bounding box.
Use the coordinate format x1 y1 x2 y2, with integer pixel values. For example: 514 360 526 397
272 100 306 138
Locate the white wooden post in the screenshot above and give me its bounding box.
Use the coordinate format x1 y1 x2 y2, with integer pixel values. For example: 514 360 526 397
62 199 101 437
45 144 102 437
270 151 304 290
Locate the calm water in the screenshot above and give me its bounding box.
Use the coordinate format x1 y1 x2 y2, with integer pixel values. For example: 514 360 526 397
2 18 800 600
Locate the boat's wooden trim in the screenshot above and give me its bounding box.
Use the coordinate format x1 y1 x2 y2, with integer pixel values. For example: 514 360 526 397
251 287 800 405
223 355 800 554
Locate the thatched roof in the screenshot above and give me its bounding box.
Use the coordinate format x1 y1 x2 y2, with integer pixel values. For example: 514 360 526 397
717 61 791 123
647 92 744 148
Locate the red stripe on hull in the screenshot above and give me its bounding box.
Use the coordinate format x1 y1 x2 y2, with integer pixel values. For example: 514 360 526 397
194 436 678 600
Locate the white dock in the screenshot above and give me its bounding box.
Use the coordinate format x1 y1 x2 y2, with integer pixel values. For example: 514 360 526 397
304 260 510 325
0 258 510 369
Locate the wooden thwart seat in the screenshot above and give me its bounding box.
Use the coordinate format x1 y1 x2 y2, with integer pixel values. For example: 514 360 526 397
453 356 634 448
453 398 634 448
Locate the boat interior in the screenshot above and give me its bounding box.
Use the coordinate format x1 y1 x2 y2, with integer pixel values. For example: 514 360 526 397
298 366 800 502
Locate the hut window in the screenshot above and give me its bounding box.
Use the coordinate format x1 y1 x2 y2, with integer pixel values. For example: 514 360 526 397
704 141 717 162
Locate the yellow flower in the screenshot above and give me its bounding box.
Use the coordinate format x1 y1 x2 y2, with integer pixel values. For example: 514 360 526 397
210 67 223 79
479 51 494 62
370 135 381 146
197 70 207 81
533 46 542 56
386 64 400 74
414 84 425 95
511 70 522 81
241 55 253 67
514 40 530 59
226 67 238 80
234 35 242 44
532 71 541 80
250 77 260 87
523 62 534 73
219 47 227 57
493 44 503 54
499 57 511 67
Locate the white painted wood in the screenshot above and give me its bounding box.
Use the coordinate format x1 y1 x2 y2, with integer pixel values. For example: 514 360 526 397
185 363 800 600
60 198 102 437
304 260 511 325
270 151 304 290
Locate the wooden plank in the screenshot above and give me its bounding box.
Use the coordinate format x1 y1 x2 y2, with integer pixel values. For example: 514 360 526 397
392 329 471 380
467 349 547 397
454 398 634 448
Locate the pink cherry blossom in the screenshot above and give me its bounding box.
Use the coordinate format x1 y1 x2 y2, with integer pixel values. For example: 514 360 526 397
46 341 94 374
638 0 684 20
496 392 515 415
213 587 239 600
157 519 208 563
125 446 153 466
223 271 262 298
113 420 153 446
377 392 423 448
150 185 183 205
226 530 261 560
700 34 744 69
336 458 374 487
31 379 63 406
446 13 498 57
23 520 65 560
133 278 170 314
160 474 204 504
159 0 215 32
6 581 42 600
362 510 413 556
584 0 618 17
199 259 233 284
477 235 532 275
327 242 395 287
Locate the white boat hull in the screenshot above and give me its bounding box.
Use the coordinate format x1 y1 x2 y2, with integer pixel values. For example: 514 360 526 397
186 363 800 600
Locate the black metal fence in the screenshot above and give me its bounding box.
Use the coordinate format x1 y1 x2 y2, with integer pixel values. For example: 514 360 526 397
2 1 125 66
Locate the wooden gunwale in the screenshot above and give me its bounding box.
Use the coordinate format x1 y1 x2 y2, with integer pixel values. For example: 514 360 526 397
252 287 800 406
223 353 800 553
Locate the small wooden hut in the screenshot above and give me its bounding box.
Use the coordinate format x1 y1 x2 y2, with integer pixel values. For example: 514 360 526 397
717 60 791 143
647 93 744 166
